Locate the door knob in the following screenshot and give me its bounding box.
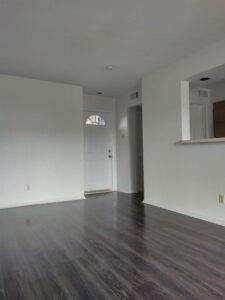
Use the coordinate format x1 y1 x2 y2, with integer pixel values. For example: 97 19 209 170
108 155 112 158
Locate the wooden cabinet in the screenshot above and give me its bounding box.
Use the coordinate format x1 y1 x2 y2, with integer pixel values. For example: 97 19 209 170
213 100 225 137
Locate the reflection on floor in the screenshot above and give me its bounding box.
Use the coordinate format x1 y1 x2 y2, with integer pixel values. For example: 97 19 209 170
0 192 225 299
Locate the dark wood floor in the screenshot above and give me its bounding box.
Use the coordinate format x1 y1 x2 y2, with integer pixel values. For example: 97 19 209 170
0 192 225 299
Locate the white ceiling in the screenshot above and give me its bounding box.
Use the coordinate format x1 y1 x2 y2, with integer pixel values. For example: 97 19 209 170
1 0 225 97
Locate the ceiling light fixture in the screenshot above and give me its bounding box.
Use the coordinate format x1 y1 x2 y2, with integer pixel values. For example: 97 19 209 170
200 77 211 81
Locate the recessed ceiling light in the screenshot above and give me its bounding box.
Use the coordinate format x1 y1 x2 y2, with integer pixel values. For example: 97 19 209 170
105 65 113 71
200 77 211 81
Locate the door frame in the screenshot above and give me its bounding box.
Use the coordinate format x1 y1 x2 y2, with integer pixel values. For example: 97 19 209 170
83 109 117 194
128 104 144 194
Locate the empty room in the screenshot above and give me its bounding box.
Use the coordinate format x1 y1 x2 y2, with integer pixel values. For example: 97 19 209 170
1 1 225 299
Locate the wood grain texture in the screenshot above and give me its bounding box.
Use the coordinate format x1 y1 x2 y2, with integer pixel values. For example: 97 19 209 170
214 100 225 138
0 192 225 299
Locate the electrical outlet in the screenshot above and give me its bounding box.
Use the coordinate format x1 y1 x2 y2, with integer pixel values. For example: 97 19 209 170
26 185 31 191
218 194 224 204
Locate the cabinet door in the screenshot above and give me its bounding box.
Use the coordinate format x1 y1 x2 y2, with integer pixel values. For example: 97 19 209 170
213 100 225 138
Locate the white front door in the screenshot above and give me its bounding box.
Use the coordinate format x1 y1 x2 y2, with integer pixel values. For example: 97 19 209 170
84 111 113 192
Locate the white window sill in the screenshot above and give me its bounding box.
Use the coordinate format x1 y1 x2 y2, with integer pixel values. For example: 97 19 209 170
179 137 225 144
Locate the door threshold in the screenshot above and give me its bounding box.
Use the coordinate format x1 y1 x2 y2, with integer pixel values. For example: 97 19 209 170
85 189 112 195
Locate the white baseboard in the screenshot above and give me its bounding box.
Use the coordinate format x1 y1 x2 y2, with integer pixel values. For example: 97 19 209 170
143 199 225 227
0 193 85 210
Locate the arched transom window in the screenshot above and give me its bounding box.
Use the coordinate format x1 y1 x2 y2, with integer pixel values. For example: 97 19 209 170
85 115 106 126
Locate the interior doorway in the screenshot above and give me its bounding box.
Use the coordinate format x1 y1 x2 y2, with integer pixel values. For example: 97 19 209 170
84 111 113 194
129 105 144 198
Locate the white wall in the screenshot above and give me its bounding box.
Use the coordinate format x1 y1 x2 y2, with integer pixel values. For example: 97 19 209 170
116 93 132 193
142 38 225 226
83 94 117 190
116 90 142 193
0 75 84 209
